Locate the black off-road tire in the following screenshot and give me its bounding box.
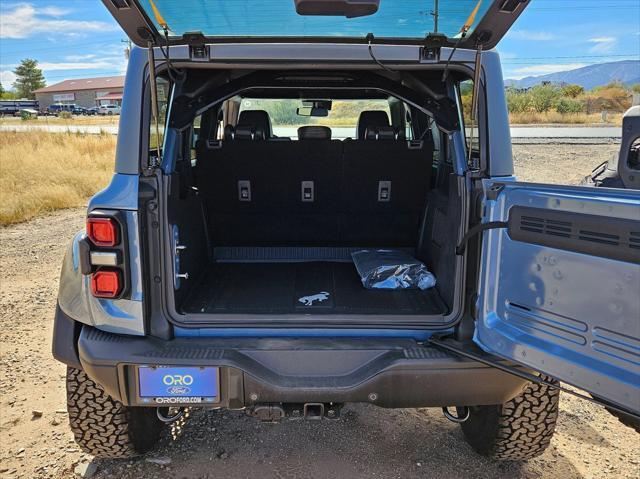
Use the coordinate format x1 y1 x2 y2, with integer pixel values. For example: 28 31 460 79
458 375 560 460
66 367 164 458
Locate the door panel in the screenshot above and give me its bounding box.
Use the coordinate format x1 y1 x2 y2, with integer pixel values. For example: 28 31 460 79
475 180 640 413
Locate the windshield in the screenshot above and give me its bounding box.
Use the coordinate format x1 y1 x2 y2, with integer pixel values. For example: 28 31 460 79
139 0 489 40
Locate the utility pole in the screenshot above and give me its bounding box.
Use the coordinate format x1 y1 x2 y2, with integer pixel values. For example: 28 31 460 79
431 0 439 33
121 39 132 59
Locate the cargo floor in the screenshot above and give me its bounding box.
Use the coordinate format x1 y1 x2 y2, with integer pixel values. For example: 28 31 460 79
180 262 447 315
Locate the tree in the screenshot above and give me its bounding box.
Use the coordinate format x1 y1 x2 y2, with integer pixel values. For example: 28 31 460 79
12 59 45 99
0 82 4 97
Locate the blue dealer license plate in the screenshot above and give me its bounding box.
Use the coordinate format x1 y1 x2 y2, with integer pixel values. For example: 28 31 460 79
138 366 219 400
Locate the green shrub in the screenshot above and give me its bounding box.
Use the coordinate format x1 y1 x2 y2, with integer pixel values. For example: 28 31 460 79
529 84 562 113
506 89 530 113
561 84 584 98
20 111 36 121
58 111 73 119
555 98 584 114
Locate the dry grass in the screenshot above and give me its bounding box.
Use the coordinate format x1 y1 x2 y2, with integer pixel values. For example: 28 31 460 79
0 115 120 126
508 111 623 126
0 132 115 225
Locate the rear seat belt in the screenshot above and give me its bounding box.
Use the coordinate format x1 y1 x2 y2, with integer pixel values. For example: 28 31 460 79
455 221 508 255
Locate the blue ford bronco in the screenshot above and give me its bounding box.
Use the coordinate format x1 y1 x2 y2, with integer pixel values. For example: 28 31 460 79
52 0 639 460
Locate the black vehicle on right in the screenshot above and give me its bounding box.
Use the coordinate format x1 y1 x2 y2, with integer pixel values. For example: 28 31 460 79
583 106 640 190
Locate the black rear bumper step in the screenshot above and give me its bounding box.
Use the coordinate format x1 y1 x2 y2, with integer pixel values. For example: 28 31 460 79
78 326 530 408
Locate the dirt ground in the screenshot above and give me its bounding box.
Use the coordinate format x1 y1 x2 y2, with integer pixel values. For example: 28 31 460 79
1 144 637 479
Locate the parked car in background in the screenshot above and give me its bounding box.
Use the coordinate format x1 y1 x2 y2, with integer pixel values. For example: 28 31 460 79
86 107 100 116
98 104 121 115
47 103 75 115
72 105 87 115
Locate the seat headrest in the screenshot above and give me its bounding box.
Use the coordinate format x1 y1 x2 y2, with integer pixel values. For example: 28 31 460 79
298 126 332 140
357 110 390 139
237 110 272 138
234 125 266 140
364 126 401 140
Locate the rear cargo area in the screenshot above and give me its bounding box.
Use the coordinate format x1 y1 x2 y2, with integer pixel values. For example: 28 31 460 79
181 259 447 315
165 107 463 324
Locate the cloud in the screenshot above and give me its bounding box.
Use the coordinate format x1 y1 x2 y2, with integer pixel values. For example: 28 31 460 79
0 70 17 86
37 59 126 72
0 4 116 39
506 63 587 80
1 57 127 75
64 54 98 62
588 36 617 53
39 6 71 17
508 30 556 41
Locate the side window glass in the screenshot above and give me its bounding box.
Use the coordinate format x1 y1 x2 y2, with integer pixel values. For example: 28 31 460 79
149 77 170 151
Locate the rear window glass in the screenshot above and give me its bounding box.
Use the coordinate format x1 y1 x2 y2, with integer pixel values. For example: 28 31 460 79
238 98 391 140
139 0 490 41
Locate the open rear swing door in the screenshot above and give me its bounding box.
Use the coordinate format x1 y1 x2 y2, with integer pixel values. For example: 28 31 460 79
472 180 640 416
101 0 530 50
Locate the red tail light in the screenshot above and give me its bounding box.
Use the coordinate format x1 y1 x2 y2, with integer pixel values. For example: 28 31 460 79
87 217 119 247
91 270 121 298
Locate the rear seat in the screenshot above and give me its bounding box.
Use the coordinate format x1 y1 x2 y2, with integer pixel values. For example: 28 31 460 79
198 111 288 245
342 120 433 245
197 110 433 247
285 126 342 243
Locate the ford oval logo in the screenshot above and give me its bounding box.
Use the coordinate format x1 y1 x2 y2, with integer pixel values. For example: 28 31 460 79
167 386 191 395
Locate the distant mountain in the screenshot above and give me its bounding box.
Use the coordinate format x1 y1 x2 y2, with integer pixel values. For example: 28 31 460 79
506 60 640 90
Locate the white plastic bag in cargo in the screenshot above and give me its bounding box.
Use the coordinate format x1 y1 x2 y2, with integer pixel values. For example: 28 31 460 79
351 249 436 290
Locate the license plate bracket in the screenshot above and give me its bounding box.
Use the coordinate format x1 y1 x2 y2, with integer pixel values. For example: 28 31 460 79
137 366 219 405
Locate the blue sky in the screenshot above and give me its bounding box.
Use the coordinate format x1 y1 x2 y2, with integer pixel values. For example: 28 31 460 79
0 0 638 88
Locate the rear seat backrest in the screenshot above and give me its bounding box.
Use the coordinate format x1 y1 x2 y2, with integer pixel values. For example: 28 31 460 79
198 112 288 245
199 114 342 245
285 128 342 243
342 113 433 246
197 110 433 247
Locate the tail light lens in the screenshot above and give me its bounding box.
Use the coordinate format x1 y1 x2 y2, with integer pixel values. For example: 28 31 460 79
87 217 119 247
91 270 121 298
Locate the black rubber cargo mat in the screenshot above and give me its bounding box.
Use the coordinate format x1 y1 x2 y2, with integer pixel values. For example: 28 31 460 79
181 262 447 315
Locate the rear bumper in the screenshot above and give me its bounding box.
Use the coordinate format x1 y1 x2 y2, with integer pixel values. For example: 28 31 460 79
77 326 530 408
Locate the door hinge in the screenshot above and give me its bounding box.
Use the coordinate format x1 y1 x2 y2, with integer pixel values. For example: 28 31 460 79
421 33 447 60
144 155 161 175
183 33 209 60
